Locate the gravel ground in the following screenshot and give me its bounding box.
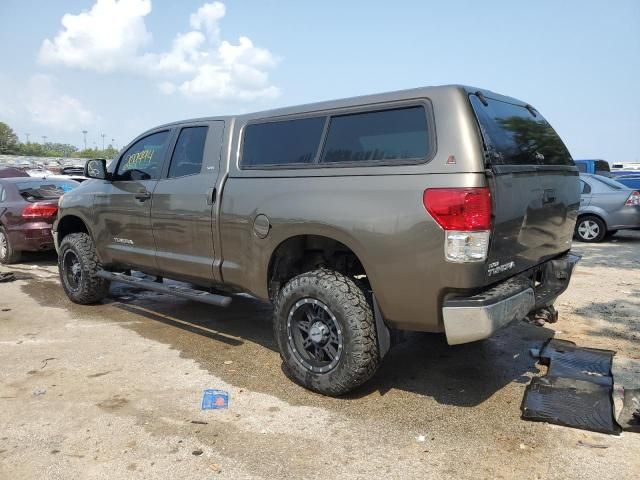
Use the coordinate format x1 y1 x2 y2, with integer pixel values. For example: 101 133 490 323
0 231 639 479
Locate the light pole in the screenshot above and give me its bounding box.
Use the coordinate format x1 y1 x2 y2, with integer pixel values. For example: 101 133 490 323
101 133 105 152
42 135 47 145
25 133 30 143
82 130 88 150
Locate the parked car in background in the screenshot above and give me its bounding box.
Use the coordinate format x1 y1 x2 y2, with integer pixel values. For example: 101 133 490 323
0 177 79 263
27 167 88 183
610 162 640 171
576 173 640 242
0 167 29 178
611 172 640 190
574 159 611 176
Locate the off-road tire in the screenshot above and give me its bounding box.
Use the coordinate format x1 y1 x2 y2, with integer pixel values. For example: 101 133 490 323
58 233 110 304
0 226 21 264
273 269 380 396
575 215 606 243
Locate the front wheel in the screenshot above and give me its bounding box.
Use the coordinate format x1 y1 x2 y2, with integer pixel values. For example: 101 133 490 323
58 233 110 304
575 215 606 243
273 269 380 396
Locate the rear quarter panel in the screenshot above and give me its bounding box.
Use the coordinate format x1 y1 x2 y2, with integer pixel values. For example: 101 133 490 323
219 86 491 331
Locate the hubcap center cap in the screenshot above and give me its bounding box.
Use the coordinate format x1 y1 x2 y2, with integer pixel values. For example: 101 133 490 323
309 321 329 344
72 263 81 276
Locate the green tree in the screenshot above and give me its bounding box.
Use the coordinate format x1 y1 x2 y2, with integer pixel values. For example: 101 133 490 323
78 145 119 159
16 142 46 156
0 122 19 154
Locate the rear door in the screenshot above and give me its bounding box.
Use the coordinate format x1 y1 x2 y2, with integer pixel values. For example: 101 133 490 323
469 93 580 283
151 121 225 284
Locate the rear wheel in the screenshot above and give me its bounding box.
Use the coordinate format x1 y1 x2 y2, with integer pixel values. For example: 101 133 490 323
273 269 380 396
0 226 21 264
575 215 606 243
58 233 110 304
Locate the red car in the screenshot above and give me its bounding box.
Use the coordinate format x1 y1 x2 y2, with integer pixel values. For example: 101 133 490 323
0 177 79 264
0 167 29 178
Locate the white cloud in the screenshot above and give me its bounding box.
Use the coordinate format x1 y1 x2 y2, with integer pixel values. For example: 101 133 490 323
39 0 152 73
189 1 225 40
38 1 280 103
26 75 97 132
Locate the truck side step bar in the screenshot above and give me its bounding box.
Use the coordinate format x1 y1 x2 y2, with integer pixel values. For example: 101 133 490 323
97 270 232 307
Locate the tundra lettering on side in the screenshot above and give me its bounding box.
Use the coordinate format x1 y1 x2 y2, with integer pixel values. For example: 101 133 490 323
54 85 581 396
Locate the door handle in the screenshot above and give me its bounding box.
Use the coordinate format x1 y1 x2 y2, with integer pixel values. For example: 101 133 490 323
207 187 217 206
135 190 151 201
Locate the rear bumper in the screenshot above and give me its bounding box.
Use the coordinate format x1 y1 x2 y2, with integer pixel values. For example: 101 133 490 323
442 252 580 345
7 225 55 252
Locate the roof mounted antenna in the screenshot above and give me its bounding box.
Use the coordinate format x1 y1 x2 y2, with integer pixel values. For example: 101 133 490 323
475 91 489 106
525 104 538 117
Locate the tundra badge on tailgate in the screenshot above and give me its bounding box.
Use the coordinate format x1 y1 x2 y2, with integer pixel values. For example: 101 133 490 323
488 260 515 276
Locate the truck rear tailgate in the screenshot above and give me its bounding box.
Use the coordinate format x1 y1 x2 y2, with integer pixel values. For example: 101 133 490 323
468 92 580 284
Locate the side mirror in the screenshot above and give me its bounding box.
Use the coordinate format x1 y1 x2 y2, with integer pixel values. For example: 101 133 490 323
85 159 108 180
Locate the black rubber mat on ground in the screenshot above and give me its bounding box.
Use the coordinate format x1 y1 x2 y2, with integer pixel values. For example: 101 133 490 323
521 376 621 434
617 388 640 433
539 339 614 387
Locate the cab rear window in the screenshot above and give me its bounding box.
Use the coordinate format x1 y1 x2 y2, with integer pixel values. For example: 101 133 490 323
470 95 573 166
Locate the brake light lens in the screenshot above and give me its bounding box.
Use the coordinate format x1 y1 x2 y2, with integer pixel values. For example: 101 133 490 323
22 202 58 219
423 188 491 230
625 191 640 206
423 187 492 263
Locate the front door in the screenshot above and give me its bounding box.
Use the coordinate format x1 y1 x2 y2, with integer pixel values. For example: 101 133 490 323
151 121 224 284
94 129 172 272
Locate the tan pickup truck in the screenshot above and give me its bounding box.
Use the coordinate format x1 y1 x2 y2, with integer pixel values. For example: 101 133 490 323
54 85 581 395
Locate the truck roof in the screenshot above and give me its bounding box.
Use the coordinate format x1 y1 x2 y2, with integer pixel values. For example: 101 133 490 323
149 84 526 131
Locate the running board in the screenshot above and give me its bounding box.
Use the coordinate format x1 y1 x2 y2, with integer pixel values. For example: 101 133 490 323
97 270 232 307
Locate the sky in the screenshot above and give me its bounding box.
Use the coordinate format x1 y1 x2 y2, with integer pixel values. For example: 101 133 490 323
0 0 638 162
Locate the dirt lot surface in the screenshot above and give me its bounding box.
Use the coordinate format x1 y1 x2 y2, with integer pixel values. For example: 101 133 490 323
1 232 639 479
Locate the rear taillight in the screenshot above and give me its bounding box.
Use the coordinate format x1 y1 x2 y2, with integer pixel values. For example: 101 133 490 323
22 202 58 219
625 191 640 206
423 187 492 263
423 188 491 230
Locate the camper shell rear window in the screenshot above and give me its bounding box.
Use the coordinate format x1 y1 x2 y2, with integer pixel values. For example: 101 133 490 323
469 94 574 166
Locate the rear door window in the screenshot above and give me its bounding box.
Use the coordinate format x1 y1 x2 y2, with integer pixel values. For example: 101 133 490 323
241 117 326 167
320 106 430 164
469 95 573 166
168 126 208 178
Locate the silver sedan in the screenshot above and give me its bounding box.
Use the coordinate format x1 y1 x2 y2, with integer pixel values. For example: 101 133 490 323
576 173 640 242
